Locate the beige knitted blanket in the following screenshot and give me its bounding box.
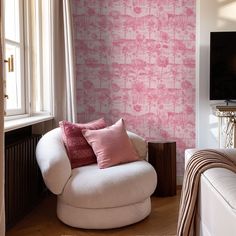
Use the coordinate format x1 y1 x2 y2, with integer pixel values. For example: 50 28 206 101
177 149 236 236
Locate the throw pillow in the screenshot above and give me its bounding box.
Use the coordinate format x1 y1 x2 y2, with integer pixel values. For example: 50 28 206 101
59 118 106 168
82 118 139 169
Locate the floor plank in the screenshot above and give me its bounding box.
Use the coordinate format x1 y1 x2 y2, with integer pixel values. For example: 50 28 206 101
6 191 180 236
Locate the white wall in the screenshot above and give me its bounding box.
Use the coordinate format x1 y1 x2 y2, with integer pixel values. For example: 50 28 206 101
197 0 236 148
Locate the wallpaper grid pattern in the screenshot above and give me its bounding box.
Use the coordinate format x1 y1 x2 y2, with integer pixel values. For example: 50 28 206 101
72 0 196 177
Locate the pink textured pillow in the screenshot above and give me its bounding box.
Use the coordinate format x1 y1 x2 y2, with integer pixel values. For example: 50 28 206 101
59 118 106 168
82 119 139 169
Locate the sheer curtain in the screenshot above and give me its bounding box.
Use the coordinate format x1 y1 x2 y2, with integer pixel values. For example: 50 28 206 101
29 0 77 124
50 0 77 125
0 0 5 235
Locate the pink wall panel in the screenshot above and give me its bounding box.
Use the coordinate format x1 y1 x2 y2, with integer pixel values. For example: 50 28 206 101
72 0 196 177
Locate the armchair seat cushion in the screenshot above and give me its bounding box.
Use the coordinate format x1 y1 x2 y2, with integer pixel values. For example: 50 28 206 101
59 160 157 209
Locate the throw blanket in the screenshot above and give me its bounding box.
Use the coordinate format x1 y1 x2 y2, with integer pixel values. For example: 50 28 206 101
177 149 236 236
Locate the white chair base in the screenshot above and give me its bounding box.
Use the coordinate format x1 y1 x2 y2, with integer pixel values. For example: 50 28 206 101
57 198 151 229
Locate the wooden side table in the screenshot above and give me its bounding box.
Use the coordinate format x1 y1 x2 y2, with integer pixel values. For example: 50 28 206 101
148 141 176 197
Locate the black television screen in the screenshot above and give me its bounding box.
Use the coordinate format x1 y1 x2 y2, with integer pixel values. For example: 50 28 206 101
210 32 236 101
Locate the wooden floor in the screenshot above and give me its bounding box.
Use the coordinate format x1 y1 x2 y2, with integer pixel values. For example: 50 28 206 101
6 191 180 236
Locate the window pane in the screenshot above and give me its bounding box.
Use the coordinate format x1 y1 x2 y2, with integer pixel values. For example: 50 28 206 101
5 43 23 110
4 0 20 42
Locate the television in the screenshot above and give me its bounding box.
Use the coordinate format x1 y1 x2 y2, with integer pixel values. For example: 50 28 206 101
210 32 236 102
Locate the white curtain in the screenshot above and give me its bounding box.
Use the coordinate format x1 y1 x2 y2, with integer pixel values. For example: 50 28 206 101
50 0 77 125
0 0 5 235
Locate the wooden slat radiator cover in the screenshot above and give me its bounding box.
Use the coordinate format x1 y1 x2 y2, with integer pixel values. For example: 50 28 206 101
5 133 44 229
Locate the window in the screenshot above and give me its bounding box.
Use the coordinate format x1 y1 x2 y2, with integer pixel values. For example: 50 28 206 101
3 0 52 118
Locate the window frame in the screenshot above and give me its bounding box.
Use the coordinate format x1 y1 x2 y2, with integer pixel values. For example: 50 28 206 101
3 0 53 120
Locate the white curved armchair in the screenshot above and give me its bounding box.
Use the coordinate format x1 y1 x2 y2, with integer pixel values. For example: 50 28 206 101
36 128 157 229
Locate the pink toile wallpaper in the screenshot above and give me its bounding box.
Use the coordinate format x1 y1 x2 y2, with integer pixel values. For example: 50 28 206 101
71 0 196 178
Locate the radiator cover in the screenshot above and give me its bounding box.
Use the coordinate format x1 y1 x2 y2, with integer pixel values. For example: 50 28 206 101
5 126 45 229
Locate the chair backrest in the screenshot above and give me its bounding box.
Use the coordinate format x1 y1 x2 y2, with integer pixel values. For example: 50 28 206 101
127 131 147 160
36 128 71 195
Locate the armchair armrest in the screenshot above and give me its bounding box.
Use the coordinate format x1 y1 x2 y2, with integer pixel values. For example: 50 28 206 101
36 128 71 195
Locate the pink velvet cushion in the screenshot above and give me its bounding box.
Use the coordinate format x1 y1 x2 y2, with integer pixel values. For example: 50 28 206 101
82 119 139 169
59 118 106 168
